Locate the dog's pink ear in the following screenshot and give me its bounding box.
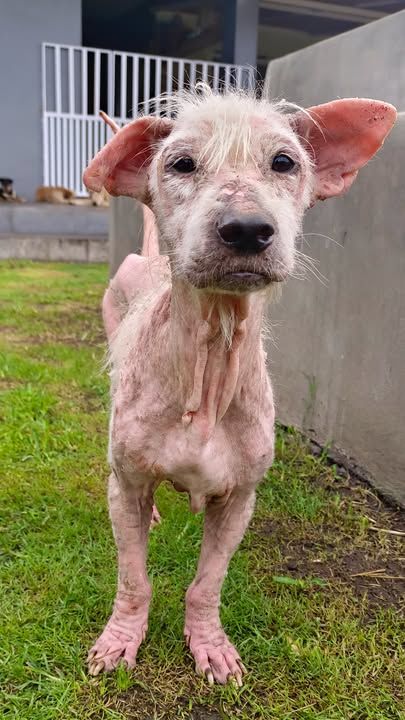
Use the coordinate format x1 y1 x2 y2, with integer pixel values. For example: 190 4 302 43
293 99 397 202
83 116 173 201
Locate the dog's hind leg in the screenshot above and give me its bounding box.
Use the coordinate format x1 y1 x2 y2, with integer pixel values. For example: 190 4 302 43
102 253 167 527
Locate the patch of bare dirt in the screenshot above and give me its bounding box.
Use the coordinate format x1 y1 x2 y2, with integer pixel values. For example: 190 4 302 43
309 437 402 503
259 517 404 611
103 681 223 720
14 267 69 279
191 709 222 720
0 377 23 390
256 447 405 613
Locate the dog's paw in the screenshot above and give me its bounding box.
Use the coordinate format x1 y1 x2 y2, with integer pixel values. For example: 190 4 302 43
87 616 147 675
185 626 246 686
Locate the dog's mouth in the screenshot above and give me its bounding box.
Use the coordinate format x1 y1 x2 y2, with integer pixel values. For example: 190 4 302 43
184 265 288 293
215 271 269 291
181 243 292 293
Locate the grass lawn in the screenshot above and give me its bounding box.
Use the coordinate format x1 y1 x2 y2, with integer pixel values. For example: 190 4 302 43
0 260 404 720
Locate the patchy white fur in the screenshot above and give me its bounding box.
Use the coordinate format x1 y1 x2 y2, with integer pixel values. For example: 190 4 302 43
150 83 316 172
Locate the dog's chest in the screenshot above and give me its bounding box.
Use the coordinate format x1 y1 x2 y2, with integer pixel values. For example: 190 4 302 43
110 307 275 505
111 382 275 508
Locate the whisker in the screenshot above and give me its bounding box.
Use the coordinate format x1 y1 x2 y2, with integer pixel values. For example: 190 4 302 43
301 232 343 248
293 248 329 283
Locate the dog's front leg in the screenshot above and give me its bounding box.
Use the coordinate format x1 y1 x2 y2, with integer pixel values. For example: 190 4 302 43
184 487 256 686
88 472 153 675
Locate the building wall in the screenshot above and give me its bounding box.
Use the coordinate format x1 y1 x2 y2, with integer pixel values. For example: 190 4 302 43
0 0 81 200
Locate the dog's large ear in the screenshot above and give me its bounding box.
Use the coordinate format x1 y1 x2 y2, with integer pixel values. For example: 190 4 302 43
293 99 397 203
83 116 173 201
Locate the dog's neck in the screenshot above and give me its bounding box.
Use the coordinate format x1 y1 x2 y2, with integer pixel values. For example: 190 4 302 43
167 279 267 441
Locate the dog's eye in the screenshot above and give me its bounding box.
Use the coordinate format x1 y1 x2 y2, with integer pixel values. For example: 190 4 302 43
170 157 196 174
272 154 295 173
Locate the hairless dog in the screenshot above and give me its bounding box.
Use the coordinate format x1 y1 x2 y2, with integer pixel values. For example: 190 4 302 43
83 88 396 685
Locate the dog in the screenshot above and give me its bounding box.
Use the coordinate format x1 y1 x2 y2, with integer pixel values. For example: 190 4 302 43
35 185 75 204
0 177 24 202
83 88 396 685
35 184 109 207
89 187 110 207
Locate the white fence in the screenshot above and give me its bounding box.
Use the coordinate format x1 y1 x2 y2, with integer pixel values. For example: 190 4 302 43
41 43 255 196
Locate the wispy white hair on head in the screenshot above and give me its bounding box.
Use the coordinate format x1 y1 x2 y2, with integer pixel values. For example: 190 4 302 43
145 83 318 173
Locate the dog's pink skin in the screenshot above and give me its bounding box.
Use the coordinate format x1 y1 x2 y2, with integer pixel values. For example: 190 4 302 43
92 253 273 682
85 93 397 683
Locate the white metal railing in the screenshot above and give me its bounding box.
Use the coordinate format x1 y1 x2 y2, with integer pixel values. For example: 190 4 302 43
41 43 255 196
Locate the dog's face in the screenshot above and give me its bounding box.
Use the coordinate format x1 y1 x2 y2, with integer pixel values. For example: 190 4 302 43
84 91 396 295
149 98 312 292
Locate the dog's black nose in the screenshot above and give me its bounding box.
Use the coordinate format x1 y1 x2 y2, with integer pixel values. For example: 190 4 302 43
217 213 275 254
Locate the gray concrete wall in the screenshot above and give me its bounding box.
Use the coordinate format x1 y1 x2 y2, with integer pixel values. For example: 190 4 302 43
0 203 108 262
109 198 144 277
263 13 405 506
0 235 108 263
266 115 405 507
0 0 81 201
234 0 259 68
265 10 405 111
0 204 107 236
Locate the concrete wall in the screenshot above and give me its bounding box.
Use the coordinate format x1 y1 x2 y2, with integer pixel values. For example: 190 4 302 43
0 203 108 262
0 235 108 263
233 0 259 67
264 13 405 506
266 115 405 507
265 10 405 111
0 204 107 237
0 0 81 201
109 198 144 277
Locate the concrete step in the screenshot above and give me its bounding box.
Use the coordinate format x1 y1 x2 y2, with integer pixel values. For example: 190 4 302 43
0 203 108 236
0 234 108 263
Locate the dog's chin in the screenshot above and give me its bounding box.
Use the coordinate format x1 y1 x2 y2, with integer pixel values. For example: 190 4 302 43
210 272 270 294
183 267 289 294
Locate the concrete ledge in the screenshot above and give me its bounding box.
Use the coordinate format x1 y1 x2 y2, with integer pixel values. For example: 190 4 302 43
0 203 108 236
0 235 108 263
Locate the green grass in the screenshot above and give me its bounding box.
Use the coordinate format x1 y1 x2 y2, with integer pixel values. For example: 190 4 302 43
0 260 404 720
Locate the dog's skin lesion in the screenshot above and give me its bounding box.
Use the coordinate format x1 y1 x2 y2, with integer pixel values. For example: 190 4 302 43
82 88 397 685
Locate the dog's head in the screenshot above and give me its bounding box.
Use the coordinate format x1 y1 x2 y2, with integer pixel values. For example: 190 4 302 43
84 89 396 294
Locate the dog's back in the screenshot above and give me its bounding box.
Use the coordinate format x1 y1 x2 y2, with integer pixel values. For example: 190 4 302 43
102 205 169 345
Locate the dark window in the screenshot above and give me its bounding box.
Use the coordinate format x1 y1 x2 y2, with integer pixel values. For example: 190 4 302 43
82 0 234 63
